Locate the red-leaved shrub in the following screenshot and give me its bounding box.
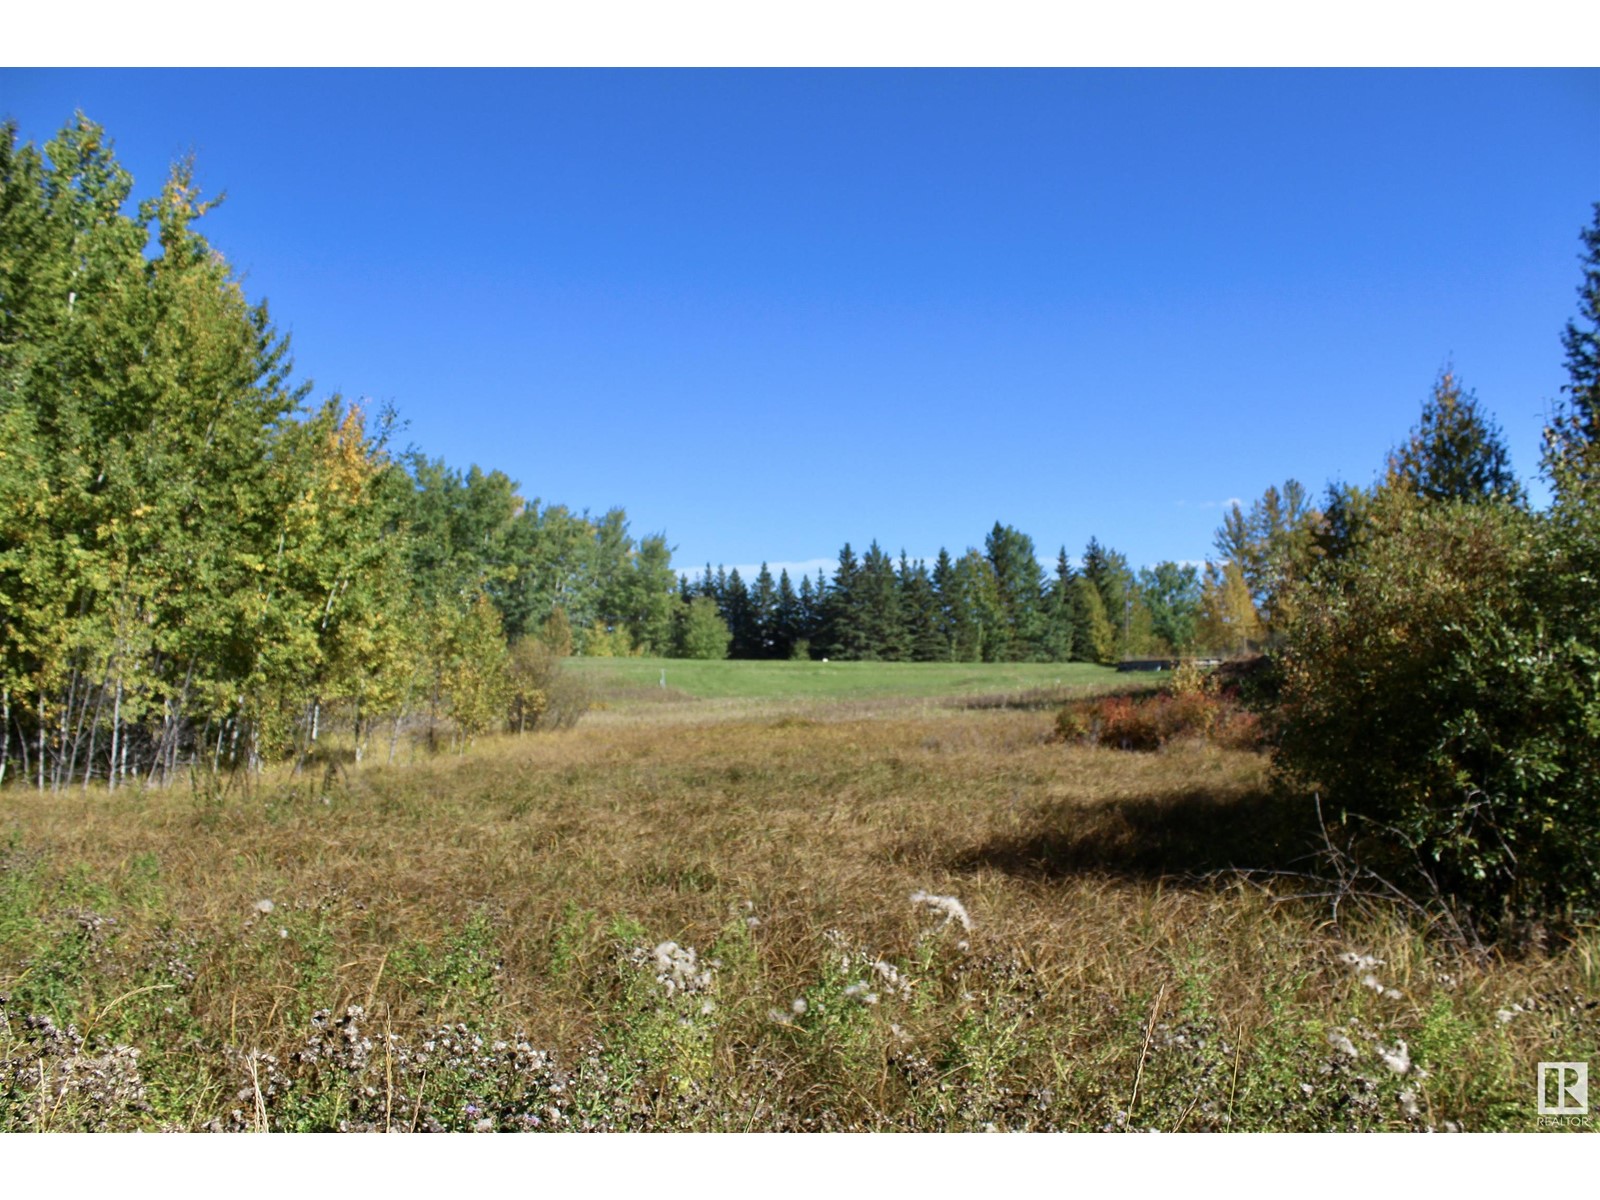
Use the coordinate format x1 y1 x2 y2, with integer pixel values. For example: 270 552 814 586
1053 675 1263 752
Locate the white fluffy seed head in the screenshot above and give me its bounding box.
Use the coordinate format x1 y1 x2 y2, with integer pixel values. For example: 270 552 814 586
910 889 972 932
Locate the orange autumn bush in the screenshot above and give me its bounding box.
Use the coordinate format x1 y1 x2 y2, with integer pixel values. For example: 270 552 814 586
1053 668 1263 752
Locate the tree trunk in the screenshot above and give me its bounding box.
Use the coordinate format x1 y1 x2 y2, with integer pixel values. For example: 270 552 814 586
109 681 122 794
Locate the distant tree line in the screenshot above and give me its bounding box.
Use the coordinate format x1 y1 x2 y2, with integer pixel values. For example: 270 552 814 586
672 530 1222 665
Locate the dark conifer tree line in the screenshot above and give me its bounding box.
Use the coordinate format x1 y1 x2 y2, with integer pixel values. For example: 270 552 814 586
676 519 1205 665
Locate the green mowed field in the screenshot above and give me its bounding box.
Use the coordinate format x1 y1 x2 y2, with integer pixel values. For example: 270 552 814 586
565 656 1132 705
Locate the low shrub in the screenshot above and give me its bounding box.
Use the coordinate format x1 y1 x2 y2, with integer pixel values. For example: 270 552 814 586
505 637 590 733
1052 670 1263 752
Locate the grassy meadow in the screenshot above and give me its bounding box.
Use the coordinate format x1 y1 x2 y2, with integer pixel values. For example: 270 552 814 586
570 656 1134 712
1 662 1595 1132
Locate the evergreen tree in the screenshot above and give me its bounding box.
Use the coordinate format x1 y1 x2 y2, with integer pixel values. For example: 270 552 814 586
750 564 779 658
1041 548 1083 662
930 548 958 660
856 541 907 661
1389 369 1522 506
899 555 945 662
774 569 801 660
1544 202 1600 497
820 543 866 659
1313 480 1379 565
1081 538 1134 658
984 522 1046 661
796 573 819 656
722 568 755 658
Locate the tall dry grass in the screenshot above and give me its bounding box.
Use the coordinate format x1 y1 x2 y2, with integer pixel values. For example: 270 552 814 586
1 703 1595 1130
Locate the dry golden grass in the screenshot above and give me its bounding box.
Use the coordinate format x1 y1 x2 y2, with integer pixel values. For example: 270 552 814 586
2 700 1596 1131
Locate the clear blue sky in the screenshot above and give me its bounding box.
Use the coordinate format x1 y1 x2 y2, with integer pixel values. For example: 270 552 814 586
3 69 1597 579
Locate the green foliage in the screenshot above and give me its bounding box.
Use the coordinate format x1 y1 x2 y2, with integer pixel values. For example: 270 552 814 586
855 541 907 662
435 909 504 1012
947 548 1004 662
897 555 946 663
582 620 634 658
1544 201 1600 497
1274 492 1600 929
1139 562 1202 655
1197 560 1263 656
720 568 756 659
673 596 731 660
1081 538 1134 657
748 564 779 658
1040 548 1084 662
505 633 588 733
984 523 1046 660
1076 576 1118 665
1388 369 1522 507
1212 480 1321 633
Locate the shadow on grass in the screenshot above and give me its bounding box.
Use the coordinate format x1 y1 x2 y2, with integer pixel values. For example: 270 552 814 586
952 787 1321 885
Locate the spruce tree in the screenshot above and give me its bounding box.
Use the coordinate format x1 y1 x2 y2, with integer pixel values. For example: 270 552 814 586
820 544 865 659
930 548 958 660
797 573 820 657
1389 369 1521 506
899 555 945 662
856 541 907 661
1545 202 1600 497
1081 538 1134 658
750 564 779 658
1041 548 1082 662
722 568 755 658
774 569 801 659
984 522 1046 661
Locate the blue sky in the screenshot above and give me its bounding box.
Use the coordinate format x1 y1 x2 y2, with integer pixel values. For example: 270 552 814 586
3 69 1597 580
